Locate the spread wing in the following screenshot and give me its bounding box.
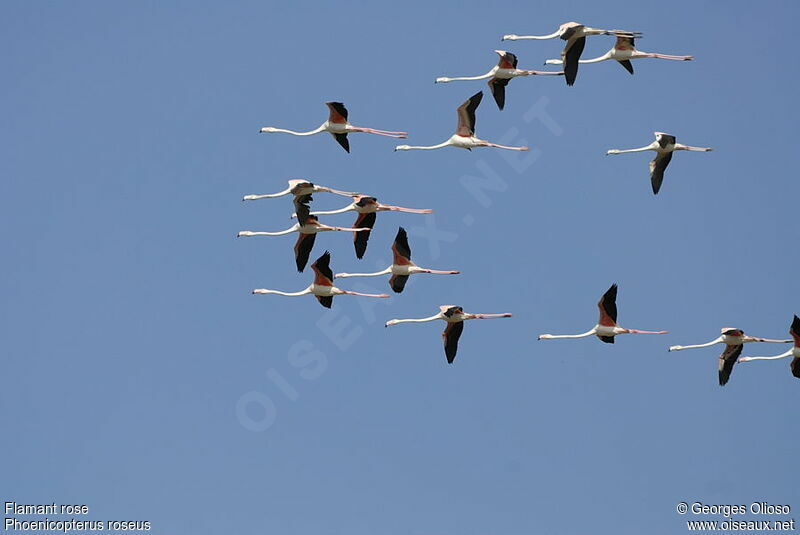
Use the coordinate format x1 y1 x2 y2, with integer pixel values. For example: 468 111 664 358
456 91 482 136
315 295 333 308
353 211 377 259
562 36 586 86
389 274 410 293
487 77 511 110
443 321 465 364
310 250 334 285
718 344 744 386
325 102 348 123
294 194 313 226
293 232 317 272
392 226 412 263
790 315 800 346
599 335 615 344
791 357 800 379
333 133 350 153
649 152 673 194
598 283 618 326
617 59 634 74
496 51 518 69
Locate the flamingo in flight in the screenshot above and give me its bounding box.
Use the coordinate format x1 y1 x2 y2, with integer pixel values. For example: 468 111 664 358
252 251 389 308
259 102 407 153
435 50 563 110
669 328 792 386
738 316 800 380
545 35 692 75
237 195 370 272
242 179 358 201
335 227 460 293
501 22 641 86
385 305 512 363
538 284 668 344
394 92 528 152
292 196 433 259
606 132 713 195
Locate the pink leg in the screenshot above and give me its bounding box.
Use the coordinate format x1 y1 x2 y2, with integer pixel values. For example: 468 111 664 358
473 313 513 319
353 127 408 138
648 53 693 61
422 269 460 274
381 205 433 214
525 70 563 76
342 290 390 298
484 142 529 151
627 329 669 334
334 227 372 232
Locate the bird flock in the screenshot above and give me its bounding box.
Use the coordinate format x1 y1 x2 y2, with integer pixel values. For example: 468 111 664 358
240 21 798 386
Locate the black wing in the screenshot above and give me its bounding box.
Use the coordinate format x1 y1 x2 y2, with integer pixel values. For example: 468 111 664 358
718 344 744 386
599 335 616 344
316 295 333 308
294 194 313 226
601 283 618 324
389 274 409 293
293 232 316 272
353 212 377 259
443 321 465 364
326 101 348 121
618 59 634 74
650 152 673 195
791 357 800 379
563 36 586 86
487 77 511 110
333 133 350 153
394 227 411 260
312 250 334 281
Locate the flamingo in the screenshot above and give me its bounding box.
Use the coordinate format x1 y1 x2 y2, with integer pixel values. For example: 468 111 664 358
737 316 800 379
385 305 512 363
434 50 563 110
237 195 370 272
335 227 460 293
252 251 389 308
544 35 692 75
259 102 407 153
292 196 433 259
669 328 792 386
242 179 358 201
606 132 713 194
538 284 668 344
501 23 641 86
394 92 528 152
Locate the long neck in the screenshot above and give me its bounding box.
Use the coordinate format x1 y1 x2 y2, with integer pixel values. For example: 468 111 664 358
740 350 793 362
436 69 496 83
539 328 597 340
262 125 326 136
579 52 612 64
242 188 291 200
668 337 723 351
503 30 561 40
238 225 298 237
608 142 658 155
396 141 452 151
252 288 311 297
387 314 442 325
335 267 392 278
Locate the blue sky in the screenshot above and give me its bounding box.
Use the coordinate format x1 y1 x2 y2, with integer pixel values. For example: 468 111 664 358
2 1 798 534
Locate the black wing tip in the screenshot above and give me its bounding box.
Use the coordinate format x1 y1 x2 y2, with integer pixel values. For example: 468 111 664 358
791 315 800 331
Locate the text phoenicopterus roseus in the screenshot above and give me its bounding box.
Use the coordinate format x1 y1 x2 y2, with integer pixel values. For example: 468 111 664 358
669 328 792 386
259 102 407 153
738 316 800 380
335 227 459 293
237 195 370 272
385 305 512 363
435 50 563 110
545 35 692 75
394 92 528 152
538 284 668 343
252 251 389 308
293 195 432 259
606 132 713 194
242 179 358 201
502 22 641 86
